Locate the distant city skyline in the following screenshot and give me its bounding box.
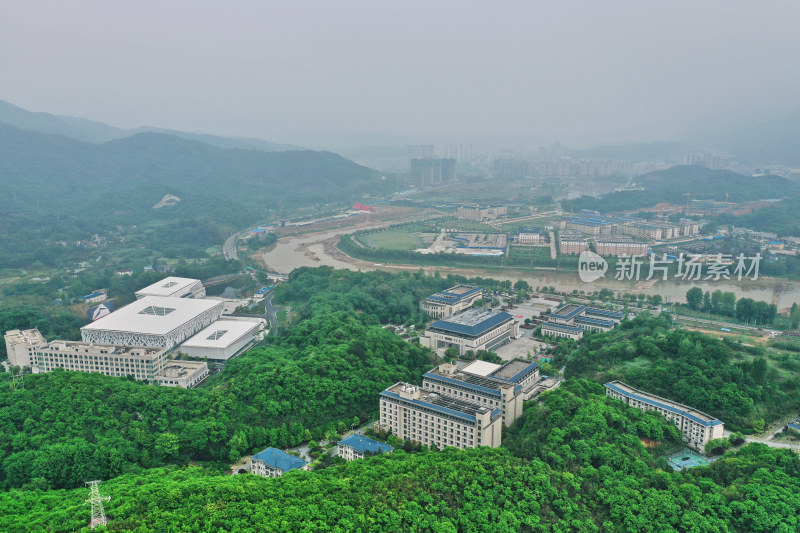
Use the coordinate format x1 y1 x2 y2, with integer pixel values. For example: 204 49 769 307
2 1 799 149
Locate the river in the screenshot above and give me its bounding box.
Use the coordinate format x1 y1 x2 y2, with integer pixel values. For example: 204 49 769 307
262 227 800 308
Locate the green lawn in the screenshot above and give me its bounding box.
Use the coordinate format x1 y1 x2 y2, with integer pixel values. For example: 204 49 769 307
366 230 422 250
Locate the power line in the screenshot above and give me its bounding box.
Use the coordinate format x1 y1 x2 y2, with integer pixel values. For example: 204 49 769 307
85 480 111 529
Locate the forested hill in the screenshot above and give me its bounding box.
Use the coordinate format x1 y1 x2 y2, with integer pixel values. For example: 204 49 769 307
0 121 385 218
563 165 799 213
0 98 300 151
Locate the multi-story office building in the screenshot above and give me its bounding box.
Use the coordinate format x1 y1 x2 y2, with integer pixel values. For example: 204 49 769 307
594 236 649 257
566 217 616 235
558 231 589 255
4 328 46 367
605 381 724 450
379 382 503 449
336 435 393 461
420 308 519 356
516 231 545 245
456 205 507 221
31 339 168 381
420 285 484 319
423 359 539 425
250 447 308 477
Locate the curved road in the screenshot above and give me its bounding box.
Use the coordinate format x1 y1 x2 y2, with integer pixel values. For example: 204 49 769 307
223 231 240 261
258 293 279 335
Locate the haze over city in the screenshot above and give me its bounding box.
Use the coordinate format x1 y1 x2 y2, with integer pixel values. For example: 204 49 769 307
3 0 800 148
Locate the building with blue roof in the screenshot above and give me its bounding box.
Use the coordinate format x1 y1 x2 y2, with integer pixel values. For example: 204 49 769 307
379 382 503 449
605 381 724 450
420 285 484 319
421 307 519 356
423 359 540 424
542 304 623 339
337 435 394 461
250 447 308 477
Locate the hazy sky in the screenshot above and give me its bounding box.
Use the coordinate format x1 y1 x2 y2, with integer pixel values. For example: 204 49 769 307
2 0 799 148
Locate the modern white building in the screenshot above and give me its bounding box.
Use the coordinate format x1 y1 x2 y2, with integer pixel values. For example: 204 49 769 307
420 308 519 356
249 447 308 477
154 360 209 388
4 328 46 367
135 277 206 299
336 435 394 461
379 382 503 449
81 296 223 349
605 381 725 450
31 339 168 381
420 285 484 319
422 359 539 425
180 318 264 362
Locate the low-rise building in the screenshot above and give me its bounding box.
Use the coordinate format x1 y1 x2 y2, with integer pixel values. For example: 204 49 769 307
180 318 265 362
420 308 519 356
540 322 584 340
250 447 308 477
135 277 206 299
604 381 724 450
379 382 503 449
420 285 483 319
559 231 589 255
154 360 209 388
4 328 46 367
456 205 507 221
423 359 539 425
81 289 108 304
336 435 394 461
541 305 624 339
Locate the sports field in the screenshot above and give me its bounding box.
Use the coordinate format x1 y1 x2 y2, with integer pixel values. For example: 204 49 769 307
365 230 422 250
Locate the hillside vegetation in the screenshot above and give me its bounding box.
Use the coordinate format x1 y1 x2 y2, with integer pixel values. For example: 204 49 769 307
562 165 799 213
1 381 799 532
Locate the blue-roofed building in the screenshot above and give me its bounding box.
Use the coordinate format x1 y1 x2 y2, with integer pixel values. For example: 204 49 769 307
337 435 394 461
420 285 484 319
379 382 503 449
605 381 724 451
541 321 584 340
81 289 108 304
788 417 800 432
421 308 519 356
250 447 308 477
541 304 624 339
423 359 540 424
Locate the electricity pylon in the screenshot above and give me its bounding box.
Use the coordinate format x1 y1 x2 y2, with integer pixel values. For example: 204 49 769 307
85 480 111 529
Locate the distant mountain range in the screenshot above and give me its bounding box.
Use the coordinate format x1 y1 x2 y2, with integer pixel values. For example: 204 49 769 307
0 121 384 219
562 165 800 213
0 99 301 151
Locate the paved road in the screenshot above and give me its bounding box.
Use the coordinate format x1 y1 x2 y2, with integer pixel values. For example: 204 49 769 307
673 313 775 334
257 293 279 335
223 231 240 260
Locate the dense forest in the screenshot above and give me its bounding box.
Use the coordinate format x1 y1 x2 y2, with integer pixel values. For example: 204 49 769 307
1 381 799 532
554 314 800 432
